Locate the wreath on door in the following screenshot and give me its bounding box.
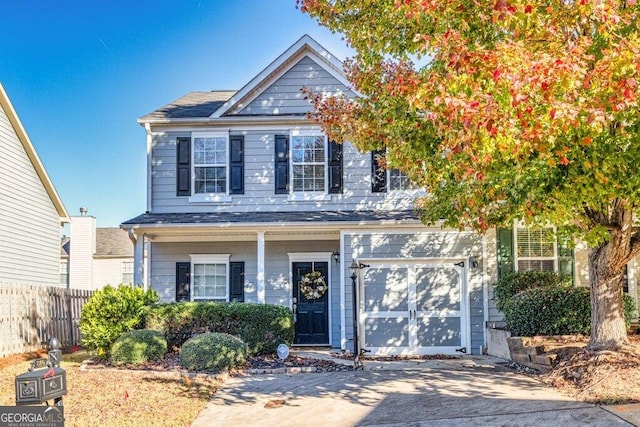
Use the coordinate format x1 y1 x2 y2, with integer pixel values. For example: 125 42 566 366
299 271 327 300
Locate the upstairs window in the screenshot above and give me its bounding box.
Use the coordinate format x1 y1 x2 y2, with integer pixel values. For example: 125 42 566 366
176 134 243 200
372 149 418 192
291 134 326 193
389 169 416 191
193 134 228 194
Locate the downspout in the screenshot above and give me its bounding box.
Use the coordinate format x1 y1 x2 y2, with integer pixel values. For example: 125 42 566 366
144 122 153 213
128 229 145 290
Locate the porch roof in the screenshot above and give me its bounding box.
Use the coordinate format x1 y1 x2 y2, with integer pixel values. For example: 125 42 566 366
121 210 421 228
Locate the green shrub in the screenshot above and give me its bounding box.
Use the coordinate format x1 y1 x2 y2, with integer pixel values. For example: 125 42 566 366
494 271 571 313
503 283 637 336
79 284 158 356
111 329 167 366
179 332 246 372
145 302 293 355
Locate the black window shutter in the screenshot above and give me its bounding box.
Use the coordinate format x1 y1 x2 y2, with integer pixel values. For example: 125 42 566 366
496 228 515 279
229 135 244 194
328 140 343 194
371 149 387 193
275 135 289 194
176 262 191 302
229 261 245 302
176 137 191 196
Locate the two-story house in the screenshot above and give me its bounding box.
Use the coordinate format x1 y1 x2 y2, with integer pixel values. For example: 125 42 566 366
122 36 637 357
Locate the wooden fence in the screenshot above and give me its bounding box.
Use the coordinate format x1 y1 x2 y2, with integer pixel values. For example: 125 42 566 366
0 284 93 358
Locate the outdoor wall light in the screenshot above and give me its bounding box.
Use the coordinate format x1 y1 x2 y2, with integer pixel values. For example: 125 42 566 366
350 260 370 270
333 252 340 263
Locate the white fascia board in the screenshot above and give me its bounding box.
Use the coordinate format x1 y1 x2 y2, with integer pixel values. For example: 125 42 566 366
137 115 313 128
211 35 350 118
126 219 427 234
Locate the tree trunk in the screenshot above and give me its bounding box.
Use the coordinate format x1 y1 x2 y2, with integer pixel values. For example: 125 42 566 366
587 242 629 352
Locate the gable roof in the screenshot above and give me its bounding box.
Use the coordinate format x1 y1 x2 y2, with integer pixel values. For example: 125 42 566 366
138 35 352 125
0 83 69 223
212 34 350 118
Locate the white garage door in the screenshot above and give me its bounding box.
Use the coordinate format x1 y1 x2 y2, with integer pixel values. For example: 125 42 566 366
360 261 468 356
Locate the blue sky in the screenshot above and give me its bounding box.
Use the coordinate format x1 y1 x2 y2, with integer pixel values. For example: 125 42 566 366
0 0 351 227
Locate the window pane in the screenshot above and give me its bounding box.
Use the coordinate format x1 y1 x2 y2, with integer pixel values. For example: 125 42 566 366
194 166 226 194
389 169 415 191
291 135 326 193
193 262 227 300
192 136 228 195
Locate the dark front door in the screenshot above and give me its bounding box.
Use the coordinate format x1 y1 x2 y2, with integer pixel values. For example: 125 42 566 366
293 261 329 345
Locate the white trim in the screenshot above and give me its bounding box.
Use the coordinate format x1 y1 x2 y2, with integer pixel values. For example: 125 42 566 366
188 194 232 203
286 193 331 202
133 234 144 287
288 252 333 346
358 259 468 356
513 223 557 272
189 254 231 301
191 132 230 197
288 252 333 262
628 259 638 313
482 233 489 353
340 231 347 350
211 35 351 118
257 232 265 304
190 254 230 263
289 131 329 196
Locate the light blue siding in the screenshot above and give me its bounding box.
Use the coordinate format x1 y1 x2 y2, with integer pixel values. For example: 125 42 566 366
238 56 354 116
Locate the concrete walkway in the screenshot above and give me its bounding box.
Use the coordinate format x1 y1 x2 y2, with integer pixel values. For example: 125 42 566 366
192 354 638 427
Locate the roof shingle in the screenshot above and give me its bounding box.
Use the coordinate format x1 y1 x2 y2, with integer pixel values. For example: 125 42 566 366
139 91 237 121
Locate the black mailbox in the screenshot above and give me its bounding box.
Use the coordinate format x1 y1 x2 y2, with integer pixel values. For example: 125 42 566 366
15 338 67 406
15 366 67 405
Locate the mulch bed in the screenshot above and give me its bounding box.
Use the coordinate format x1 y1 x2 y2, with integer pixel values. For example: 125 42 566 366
82 350 357 374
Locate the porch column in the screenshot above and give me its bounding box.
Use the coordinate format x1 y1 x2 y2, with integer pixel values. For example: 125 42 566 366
257 231 265 303
133 233 145 288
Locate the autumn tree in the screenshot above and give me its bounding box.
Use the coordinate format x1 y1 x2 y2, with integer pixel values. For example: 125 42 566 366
299 0 640 352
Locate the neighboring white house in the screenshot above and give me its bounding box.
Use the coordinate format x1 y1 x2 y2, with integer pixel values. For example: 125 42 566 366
0 82 69 286
121 35 638 357
61 208 134 290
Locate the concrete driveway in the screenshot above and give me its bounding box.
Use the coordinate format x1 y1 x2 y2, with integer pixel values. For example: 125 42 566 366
192 356 637 426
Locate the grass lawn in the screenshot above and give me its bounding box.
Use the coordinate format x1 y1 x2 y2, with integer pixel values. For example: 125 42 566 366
0 351 220 427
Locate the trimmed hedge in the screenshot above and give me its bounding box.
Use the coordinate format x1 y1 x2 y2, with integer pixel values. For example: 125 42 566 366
79 284 159 356
179 332 246 372
111 329 167 366
145 302 294 355
495 271 637 336
494 271 570 313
